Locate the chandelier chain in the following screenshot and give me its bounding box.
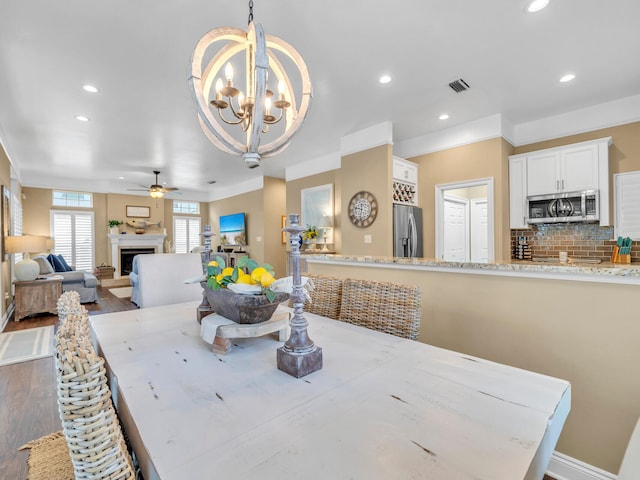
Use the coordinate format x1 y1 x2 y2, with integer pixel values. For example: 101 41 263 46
248 0 254 24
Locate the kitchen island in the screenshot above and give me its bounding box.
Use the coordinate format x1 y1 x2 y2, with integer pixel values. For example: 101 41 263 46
305 254 639 478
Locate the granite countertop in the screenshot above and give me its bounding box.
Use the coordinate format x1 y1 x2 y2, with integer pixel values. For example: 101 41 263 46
304 254 640 282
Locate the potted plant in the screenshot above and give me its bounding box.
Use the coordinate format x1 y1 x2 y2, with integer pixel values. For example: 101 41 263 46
108 220 123 234
203 255 288 324
302 225 318 246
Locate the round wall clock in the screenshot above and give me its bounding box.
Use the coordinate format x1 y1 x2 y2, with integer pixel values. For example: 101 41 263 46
348 191 378 228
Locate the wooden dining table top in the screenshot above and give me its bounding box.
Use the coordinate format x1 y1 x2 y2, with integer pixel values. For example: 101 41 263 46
90 302 570 480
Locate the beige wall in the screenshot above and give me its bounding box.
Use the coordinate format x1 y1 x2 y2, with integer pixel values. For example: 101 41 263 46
341 145 393 256
308 261 639 474
409 137 513 260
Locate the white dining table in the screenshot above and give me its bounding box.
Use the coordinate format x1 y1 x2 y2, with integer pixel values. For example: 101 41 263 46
90 302 570 480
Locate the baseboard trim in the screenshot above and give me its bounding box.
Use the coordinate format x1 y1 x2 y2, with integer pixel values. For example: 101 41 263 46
1 301 14 332
547 451 616 480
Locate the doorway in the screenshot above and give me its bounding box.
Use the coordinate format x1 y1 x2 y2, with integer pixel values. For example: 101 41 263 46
436 178 494 262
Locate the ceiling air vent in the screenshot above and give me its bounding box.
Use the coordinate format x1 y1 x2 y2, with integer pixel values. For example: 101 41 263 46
448 78 470 93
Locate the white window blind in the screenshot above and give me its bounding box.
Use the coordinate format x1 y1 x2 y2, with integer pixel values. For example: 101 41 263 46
51 210 95 271
173 216 201 253
11 188 23 262
614 171 640 240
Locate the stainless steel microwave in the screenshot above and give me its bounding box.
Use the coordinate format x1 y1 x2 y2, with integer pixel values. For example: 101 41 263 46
527 190 599 224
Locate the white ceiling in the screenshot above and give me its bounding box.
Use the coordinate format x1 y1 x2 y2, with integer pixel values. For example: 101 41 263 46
1 1 639 202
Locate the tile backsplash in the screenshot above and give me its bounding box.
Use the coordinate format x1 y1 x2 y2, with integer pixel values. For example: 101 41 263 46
511 224 639 262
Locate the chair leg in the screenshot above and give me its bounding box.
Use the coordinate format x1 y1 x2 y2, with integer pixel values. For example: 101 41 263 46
211 336 232 354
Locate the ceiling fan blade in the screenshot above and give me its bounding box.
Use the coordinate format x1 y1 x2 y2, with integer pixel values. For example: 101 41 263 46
127 188 150 192
163 187 179 191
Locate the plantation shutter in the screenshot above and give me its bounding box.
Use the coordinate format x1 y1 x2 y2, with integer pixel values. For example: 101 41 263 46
51 210 95 271
173 216 201 254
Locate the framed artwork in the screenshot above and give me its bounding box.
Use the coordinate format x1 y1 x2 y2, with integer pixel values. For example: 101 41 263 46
126 205 150 218
1 186 9 260
301 184 334 229
281 215 287 244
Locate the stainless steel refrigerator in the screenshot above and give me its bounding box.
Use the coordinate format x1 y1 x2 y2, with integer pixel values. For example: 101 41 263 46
393 204 423 258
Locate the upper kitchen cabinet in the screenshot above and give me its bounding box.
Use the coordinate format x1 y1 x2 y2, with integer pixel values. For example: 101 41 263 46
392 156 418 206
525 138 611 196
509 137 612 227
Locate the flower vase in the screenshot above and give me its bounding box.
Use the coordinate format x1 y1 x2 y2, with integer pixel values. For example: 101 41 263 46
109 226 119 235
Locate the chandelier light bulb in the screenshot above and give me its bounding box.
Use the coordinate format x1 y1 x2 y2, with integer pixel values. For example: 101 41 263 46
265 97 272 115
225 63 234 83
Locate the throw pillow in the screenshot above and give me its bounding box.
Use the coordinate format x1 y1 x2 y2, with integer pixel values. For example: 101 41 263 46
33 255 55 275
47 253 67 273
57 255 73 271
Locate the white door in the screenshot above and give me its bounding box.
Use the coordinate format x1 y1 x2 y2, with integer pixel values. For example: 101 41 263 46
443 196 469 261
471 199 488 262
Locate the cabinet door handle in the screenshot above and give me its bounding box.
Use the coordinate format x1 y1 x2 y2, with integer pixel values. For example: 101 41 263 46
562 179 565 190
556 180 559 190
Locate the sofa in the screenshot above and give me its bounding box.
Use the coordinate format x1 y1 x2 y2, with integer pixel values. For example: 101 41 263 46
32 254 98 303
130 253 203 308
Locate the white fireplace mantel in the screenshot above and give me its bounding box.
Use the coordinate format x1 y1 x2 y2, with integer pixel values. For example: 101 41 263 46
108 234 166 278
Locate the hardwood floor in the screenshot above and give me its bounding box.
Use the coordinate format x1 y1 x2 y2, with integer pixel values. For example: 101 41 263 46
0 287 560 480
0 285 137 480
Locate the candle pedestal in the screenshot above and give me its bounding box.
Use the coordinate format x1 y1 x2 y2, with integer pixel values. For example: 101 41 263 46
277 213 323 378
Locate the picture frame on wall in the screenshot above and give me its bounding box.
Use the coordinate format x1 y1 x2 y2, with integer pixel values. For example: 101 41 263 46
301 184 334 229
126 205 150 218
281 215 287 244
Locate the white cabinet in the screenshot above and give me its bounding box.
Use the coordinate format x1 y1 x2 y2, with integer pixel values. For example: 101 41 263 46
509 137 612 227
392 157 418 205
527 143 600 196
509 156 529 229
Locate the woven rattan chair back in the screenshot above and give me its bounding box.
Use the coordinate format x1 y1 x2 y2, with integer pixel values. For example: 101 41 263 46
339 279 421 340
54 297 135 480
289 273 343 319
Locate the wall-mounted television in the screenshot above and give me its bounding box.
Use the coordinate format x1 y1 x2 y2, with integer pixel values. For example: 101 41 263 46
219 212 247 246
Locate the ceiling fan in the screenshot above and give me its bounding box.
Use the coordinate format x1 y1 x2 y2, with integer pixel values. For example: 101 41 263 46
128 170 180 198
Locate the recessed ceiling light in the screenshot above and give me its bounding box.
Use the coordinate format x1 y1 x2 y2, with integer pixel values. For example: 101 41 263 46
82 84 99 93
527 0 549 13
379 75 391 84
560 73 576 83
118 176 125 180
75 115 89 122
439 114 449 120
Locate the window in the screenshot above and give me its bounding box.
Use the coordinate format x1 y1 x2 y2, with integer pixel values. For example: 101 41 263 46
173 216 202 254
52 190 93 208
173 201 199 215
50 210 95 271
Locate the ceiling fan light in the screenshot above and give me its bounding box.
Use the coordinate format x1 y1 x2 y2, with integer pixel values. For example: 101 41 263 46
150 190 164 199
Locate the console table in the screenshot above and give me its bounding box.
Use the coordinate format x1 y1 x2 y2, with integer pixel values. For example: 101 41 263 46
14 277 62 321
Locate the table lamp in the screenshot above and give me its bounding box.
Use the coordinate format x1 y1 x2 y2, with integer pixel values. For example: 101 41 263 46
318 214 333 252
5 235 47 281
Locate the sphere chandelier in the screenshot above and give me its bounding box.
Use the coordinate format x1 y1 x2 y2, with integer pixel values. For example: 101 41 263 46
188 1 312 168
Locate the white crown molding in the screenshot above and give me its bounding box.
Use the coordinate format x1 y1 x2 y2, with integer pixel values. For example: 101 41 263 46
394 114 510 159
339 121 393 157
285 152 341 182
514 94 640 147
207 176 264 202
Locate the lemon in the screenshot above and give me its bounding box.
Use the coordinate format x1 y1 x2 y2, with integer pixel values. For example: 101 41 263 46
236 274 252 284
250 267 267 283
207 260 218 267
215 274 224 284
221 267 234 277
260 271 275 288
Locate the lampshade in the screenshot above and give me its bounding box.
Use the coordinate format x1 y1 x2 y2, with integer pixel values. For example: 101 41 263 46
5 235 47 254
5 235 48 281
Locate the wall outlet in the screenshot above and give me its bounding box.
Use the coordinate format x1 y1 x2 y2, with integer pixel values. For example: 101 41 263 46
256 236 262 242
364 234 372 244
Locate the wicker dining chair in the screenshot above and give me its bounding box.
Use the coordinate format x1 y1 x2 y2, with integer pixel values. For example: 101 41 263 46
290 273 344 319
338 278 421 340
54 335 136 479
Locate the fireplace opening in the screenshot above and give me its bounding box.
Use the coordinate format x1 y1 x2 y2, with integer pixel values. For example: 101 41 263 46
120 248 155 276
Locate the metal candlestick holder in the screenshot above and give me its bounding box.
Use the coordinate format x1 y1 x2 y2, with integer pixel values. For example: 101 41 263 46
197 225 215 323
277 213 323 378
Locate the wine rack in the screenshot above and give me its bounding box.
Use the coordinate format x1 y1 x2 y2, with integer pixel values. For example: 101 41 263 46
393 181 417 205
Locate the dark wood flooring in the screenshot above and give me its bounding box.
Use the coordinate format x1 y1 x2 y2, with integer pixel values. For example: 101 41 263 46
0 286 137 480
0 287 559 480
